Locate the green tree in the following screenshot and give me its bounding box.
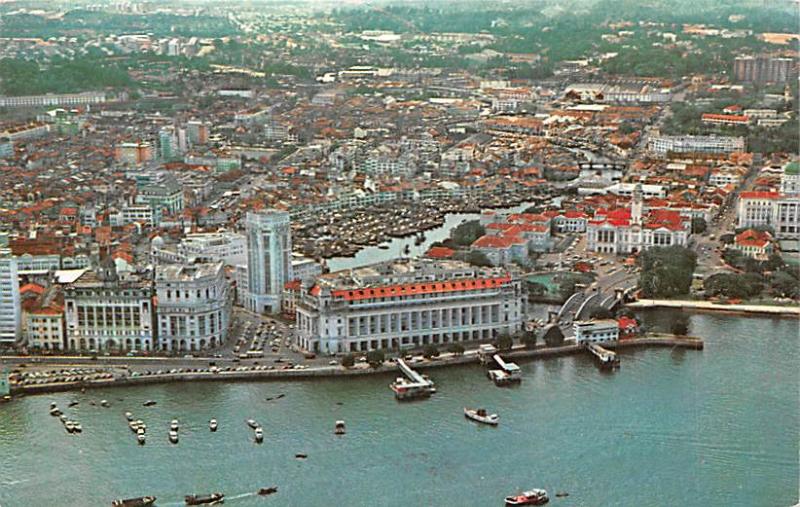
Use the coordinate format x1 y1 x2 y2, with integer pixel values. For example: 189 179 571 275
494 333 513 352
451 220 485 246
422 344 440 358
671 319 689 336
366 349 385 367
638 246 697 298
466 250 493 267
447 343 465 355
340 354 355 368
542 326 565 347
691 217 707 235
521 330 538 349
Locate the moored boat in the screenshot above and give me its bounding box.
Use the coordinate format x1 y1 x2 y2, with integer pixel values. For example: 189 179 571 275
64 421 76 433
257 487 277 496
463 408 499 426
125 412 134 422
137 433 146 445
111 495 156 507
184 492 224 505
334 420 346 435
169 430 179 444
73 422 83 433
254 427 263 443
209 419 218 432
246 419 258 429
504 489 549 506
170 419 179 431
143 400 156 407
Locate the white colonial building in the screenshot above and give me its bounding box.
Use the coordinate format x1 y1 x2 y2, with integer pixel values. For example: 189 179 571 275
296 259 525 355
64 259 154 352
155 261 231 352
573 319 620 344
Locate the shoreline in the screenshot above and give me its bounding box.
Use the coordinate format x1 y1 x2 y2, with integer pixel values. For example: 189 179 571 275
5 335 703 399
627 299 800 318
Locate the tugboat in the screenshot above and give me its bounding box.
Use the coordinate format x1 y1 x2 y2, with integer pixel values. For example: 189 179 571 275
463 408 499 426
246 419 259 429
170 419 179 431
209 419 218 432
504 489 549 506
254 427 264 443
258 487 278 496
184 492 224 505
112 496 157 507
169 430 179 444
334 420 346 435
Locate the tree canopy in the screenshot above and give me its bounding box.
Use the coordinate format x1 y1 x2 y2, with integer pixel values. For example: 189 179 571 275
638 246 697 298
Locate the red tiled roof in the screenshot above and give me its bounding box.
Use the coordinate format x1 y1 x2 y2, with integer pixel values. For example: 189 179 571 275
739 191 781 200
330 276 512 302
20 283 45 295
425 246 455 259
735 229 772 248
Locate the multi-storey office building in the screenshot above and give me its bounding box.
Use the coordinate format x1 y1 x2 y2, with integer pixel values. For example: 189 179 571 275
154 262 231 352
296 259 525 355
245 210 292 313
0 249 21 345
64 260 154 352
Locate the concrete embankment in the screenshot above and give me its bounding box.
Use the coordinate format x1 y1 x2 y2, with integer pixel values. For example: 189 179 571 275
7 336 703 398
628 299 799 318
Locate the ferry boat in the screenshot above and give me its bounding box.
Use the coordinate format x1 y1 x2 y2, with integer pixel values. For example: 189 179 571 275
258 487 278 496
463 408 499 426
184 492 224 505
209 419 218 432
169 430 179 444
111 496 156 507
334 420 346 435
246 419 259 429
254 427 264 443
504 489 549 506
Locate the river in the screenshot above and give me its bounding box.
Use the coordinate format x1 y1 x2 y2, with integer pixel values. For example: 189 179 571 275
326 201 537 272
0 312 797 506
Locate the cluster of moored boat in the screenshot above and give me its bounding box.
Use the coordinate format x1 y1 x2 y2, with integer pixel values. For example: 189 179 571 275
50 402 82 434
113 486 281 506
126 412 148 445
246 418 264 443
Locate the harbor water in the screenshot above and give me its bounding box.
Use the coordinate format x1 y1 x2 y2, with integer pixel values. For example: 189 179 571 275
0 312 797 506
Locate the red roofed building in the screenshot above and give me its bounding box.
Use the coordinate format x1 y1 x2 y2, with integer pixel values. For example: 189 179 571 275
732 229 774 260
737 189 799 240
425 246 455 259
295 259 524 355
618 316 639 338
701 113 749 126
587 184 691 254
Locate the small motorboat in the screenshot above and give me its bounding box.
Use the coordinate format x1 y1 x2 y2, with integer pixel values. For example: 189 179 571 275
184 492 224 505
464 408 499 426
294 453 307 459
64 421 76 433
334 420 346 435
257 487 278 496
555 492 569 498
246 419 259 429
68 401 79 408
137 433 146 445
169 430 179 444
111 496 157 507
125 412 134 421
60 414 68 423
254 427 264 443
50 407 62 417
170 419 179 431
143 400 157 407
50 402 57 409
209 419 218 432
377 244 389 250
100 400 110 408
504 489 549 506
73 422 83 433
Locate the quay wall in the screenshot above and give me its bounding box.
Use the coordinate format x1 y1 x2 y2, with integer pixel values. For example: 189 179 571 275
7 336 703 398
628 299 799 318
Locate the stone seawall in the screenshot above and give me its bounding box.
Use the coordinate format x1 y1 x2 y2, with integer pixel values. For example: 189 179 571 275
8 336 703 398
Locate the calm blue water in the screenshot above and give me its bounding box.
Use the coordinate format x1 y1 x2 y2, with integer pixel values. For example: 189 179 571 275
0 312 797 507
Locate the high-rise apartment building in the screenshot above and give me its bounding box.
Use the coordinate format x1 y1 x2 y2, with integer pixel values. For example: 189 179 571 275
0 249 21 345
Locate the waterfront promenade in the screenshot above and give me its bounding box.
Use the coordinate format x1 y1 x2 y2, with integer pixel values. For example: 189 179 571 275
3 335 703 398
628 299 800 317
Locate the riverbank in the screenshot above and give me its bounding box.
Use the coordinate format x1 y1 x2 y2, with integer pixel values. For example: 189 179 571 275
628 299 799 317
5 335 703 399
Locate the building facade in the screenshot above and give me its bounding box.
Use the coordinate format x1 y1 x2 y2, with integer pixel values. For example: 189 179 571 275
573 319 620 344
245 210 293 313
154 262 231 352
0 249 21 344
737 191 800 240
296 259 525 355
647 134 745 156
64 260 154 352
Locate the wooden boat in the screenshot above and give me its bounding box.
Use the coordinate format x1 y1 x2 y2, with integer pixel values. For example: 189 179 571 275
111 496 156 507
257 487 278 496
463 407 499 426
184 492 224 505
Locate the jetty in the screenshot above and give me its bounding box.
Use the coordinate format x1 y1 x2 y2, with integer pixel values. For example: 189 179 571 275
584 342 620 369
487 354 522 385
389 359 436 400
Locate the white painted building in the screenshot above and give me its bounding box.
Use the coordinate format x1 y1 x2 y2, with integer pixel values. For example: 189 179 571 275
155 262 231 352
573 319 620 343
179 231 247 266
647 134 745 155
737 191 800 240
0 249 21 344
296 259 525 355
